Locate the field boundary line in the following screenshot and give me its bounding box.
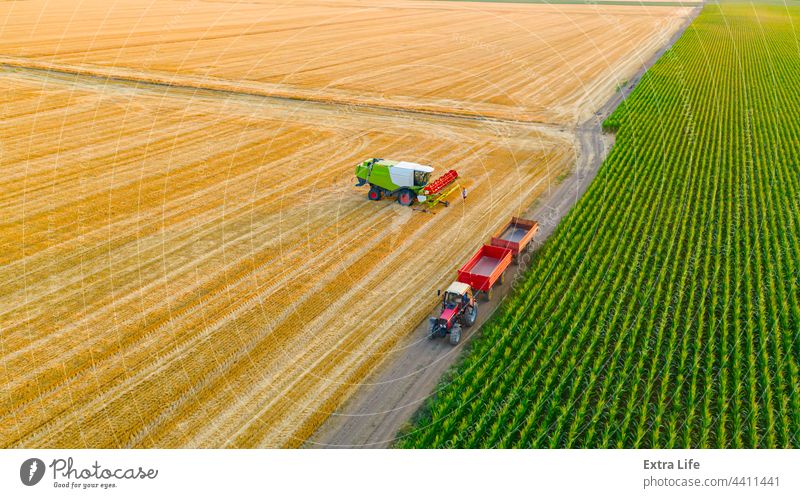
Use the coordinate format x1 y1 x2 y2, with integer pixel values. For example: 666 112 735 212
0 57 557 128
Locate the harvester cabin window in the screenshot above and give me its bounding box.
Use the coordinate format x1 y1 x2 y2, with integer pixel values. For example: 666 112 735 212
414 170 430 186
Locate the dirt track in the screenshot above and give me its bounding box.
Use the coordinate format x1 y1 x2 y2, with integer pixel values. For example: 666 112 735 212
306 2 702 448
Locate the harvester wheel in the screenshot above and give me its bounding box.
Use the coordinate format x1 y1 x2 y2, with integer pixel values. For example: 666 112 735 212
464 304 477 327
449 325 462 345
368 186 382 201
397 189 414 206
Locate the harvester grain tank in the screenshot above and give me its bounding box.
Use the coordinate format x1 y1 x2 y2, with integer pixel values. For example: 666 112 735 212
354 158 460 207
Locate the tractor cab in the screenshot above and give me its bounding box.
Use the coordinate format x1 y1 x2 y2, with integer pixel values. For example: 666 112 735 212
442 281 472 310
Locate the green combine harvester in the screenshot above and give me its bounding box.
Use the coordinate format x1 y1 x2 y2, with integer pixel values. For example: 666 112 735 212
354 158 461 207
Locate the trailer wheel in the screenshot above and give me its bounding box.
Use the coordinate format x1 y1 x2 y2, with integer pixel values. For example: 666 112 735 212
483 288 493 301
499 272 505 286
449 325 462 345
368 186 382 201
464 304 477 327
397 189 414 206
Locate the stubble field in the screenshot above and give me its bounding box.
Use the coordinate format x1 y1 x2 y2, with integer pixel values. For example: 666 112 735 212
0 0 691 124
0 0 689 447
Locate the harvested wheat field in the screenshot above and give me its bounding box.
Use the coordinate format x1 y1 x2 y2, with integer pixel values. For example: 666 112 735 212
0 68 571 447
0 0 691 448
0 0 691 124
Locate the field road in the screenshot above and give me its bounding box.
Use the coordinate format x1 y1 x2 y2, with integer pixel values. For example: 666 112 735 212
306 2 703 448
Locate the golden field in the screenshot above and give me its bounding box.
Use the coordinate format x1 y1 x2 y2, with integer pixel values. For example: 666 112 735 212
0 0 691 124
0 0 690 447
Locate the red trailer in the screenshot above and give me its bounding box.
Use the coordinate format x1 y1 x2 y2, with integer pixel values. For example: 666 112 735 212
490 216 539 262
456 244 513 301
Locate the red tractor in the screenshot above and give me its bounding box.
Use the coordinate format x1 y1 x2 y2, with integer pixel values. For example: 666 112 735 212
428 282 478 345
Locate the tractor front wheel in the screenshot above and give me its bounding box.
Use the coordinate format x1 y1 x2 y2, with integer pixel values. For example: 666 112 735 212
368 186 382 201
449 325 462 345
397 189 414 206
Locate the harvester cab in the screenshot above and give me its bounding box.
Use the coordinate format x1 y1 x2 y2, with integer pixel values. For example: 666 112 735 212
428 281 478 345
354 158 460 208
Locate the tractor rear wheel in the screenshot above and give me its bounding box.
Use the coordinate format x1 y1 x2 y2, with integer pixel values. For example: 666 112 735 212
464 304 477 327
449 325 462 345
397 189 414 206
368 186 382 201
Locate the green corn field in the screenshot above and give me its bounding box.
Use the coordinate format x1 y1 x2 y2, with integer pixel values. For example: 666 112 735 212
399 2 800 448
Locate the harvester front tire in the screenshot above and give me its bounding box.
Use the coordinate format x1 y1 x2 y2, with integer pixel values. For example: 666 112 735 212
449 325 462 346
397 189 414 206
368 187 382 201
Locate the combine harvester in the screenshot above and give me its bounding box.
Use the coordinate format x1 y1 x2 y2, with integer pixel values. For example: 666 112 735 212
354 158 461 208
429 216 539 345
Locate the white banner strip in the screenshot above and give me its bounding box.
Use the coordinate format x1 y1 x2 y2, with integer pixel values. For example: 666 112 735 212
2 450 797 497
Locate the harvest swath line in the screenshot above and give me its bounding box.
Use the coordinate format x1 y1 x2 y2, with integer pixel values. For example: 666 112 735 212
0 63 555 126
399 2 800 448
